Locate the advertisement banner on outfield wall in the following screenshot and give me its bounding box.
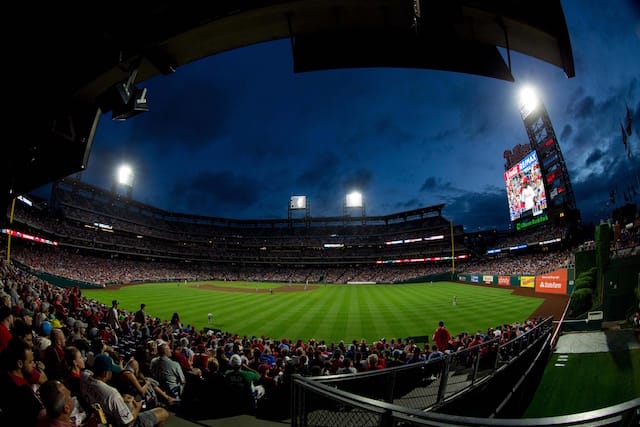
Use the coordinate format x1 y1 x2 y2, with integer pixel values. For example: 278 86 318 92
520 276 535 288
482 275 493 284
498 276 510 287
471 275 479 283
535 269 568 294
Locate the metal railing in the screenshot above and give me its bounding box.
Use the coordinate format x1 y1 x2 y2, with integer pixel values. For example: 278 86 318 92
291 317 639 426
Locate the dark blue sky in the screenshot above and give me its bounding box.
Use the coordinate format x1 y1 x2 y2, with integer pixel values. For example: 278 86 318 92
58 0 640 231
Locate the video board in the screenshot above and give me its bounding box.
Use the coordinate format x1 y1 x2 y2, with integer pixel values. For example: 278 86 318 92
504 151 548 221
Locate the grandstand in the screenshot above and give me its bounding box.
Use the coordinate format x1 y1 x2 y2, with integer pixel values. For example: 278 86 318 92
8 177 474 284
6 177 581 288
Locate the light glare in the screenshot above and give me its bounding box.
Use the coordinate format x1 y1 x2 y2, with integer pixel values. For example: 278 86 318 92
117 164 134 186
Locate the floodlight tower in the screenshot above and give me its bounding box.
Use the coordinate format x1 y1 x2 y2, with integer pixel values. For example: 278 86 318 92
519 86 577 218
344 191 366 225
113 164 134 199
288 195 311 228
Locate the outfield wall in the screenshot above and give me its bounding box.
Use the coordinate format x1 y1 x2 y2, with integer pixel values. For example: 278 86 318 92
456 268 575 296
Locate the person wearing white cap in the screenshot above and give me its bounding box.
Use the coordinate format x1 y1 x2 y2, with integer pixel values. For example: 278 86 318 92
224 354 265 413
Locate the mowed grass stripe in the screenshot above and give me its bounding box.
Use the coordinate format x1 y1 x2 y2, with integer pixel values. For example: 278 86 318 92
312 286 353 342
377 286 417 340
284 288 331 340
270 290 324 340
83 281 543 344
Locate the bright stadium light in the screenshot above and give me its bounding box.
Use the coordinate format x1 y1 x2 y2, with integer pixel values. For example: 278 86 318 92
117 164 134 187
345 191 363 208
519 86 539 120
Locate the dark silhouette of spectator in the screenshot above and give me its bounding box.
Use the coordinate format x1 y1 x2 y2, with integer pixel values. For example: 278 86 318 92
0 304 14 353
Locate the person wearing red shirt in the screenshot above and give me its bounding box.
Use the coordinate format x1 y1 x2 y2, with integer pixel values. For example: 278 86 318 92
0 338 45 425
432 321 452 352
0 305 14 353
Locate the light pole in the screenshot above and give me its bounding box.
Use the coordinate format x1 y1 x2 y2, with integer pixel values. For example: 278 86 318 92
114 164 134 199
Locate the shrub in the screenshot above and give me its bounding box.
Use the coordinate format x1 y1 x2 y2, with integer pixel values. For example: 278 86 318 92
570 288 593 316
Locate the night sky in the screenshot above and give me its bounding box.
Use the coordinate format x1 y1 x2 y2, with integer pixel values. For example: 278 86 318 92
48 0 640 232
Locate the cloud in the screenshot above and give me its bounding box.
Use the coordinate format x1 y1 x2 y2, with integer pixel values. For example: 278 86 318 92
342 169 373 192
572 96 596 119
169 170 262 216
129 77 233 151
419 176 466 195
584 148 605 166
443 188 510 231
394 198 422 210
559 124 573 141
420 176 455 192
295 152 342 188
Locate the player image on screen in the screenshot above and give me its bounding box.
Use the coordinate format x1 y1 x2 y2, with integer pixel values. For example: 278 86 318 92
504 151 547 221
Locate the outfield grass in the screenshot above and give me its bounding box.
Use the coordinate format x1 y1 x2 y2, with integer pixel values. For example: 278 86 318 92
524 349 640 416
82 281 543 344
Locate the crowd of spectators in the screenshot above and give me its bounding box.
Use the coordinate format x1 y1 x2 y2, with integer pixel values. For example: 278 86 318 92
10 242 574 287
1 250 549 426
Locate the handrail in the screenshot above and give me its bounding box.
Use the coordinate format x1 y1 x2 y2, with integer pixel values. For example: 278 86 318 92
550 295 572 350
293 377 640 426
292 316 639 426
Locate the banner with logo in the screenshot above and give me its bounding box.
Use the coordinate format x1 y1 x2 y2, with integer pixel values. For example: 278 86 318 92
471 275 479 283
498 276 510 287
536 269 568 294
482 275 494 284
520 276 535 288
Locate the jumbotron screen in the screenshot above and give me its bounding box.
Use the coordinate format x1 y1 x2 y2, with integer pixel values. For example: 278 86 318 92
504 151 548 221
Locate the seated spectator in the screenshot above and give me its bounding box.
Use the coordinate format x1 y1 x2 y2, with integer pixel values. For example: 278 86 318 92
224 354 265 414
366 353 385 370
0 338 45 426
44 329 66 381
62 346 85 399
150 339 185 398
336 357 357 374
192 343 210 372
67 319 90 354
12 318 49 386
0 304 14 352
171 340 202 377
119 357 177 409
80 353 169 427
427 344 444 360
37 380 85 427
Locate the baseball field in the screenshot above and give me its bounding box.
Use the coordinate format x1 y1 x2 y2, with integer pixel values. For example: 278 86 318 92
82 281 560 344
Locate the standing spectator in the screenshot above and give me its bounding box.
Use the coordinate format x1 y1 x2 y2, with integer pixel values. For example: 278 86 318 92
432 321 451 352
169 313 182 333
134 304 147 325
105 300 120 337
134 304 149 338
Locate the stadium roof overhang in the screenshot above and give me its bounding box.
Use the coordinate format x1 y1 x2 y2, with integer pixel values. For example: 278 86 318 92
3 0 574 224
